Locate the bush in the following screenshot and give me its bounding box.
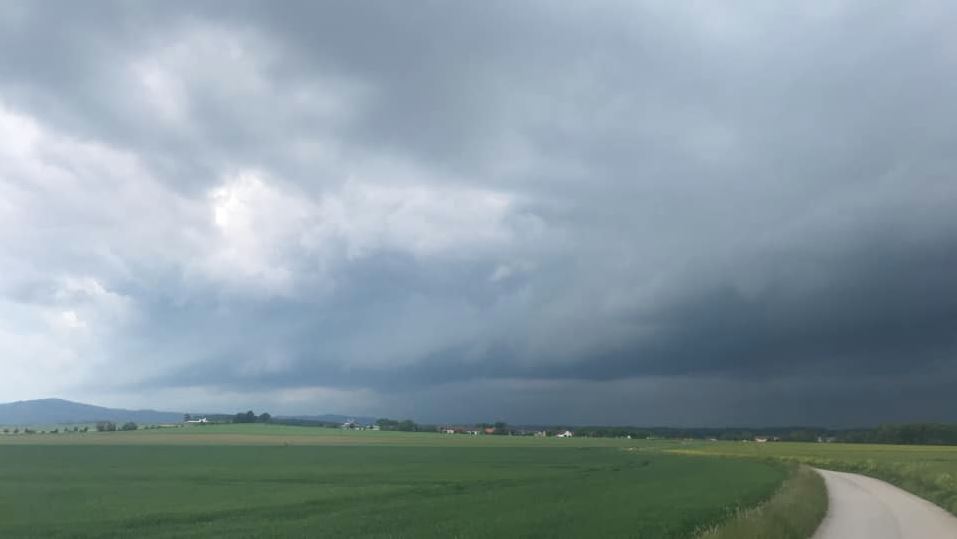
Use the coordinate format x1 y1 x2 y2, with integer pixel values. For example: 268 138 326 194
96 421 117 432
120 422 138 431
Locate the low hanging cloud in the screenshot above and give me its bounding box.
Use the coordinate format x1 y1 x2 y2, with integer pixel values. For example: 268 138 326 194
1 0 956 426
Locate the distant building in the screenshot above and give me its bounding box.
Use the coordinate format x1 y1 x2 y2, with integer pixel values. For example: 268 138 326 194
754 436 768 443
185 417 208 424
556 430 574 438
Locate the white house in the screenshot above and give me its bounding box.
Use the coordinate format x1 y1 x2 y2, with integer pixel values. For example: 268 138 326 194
185 417 208 424
556 430 574 438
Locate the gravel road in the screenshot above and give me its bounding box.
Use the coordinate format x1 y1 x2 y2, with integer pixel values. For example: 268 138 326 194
813 468 957 539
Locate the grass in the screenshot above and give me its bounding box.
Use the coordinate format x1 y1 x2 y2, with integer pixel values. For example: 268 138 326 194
0 425 789 538
672 441 957 517
698 465 827 539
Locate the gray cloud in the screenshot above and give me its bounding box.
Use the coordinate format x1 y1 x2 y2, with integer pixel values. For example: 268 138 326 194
1 0 956 425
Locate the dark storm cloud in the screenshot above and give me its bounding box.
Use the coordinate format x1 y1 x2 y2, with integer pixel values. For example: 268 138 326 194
2 0 957 424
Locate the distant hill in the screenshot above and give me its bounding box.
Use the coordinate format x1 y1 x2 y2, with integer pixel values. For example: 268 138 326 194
0 399 380 428
0 399 184 426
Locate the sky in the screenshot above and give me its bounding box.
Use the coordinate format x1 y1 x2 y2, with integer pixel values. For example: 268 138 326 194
2 1 956 427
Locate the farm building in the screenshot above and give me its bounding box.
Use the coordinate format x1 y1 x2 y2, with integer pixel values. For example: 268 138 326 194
556 430 574 438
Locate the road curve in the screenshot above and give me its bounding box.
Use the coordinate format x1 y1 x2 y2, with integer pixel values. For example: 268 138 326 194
813 468 957 539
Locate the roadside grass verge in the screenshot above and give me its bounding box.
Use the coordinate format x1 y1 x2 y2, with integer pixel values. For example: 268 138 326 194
697 465 827 539
672 442 957 517
788 457 957 516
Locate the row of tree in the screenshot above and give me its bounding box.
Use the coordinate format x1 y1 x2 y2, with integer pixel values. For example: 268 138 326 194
523 423 957 445
840 424 957 445
2 426 90 434
232 411 272 423
375 418 422 431
95 421 139 431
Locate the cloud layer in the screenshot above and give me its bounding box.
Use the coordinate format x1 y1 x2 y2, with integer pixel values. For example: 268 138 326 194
2 1 956 425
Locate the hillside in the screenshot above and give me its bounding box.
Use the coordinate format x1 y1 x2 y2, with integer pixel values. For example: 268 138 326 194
0 399 183 426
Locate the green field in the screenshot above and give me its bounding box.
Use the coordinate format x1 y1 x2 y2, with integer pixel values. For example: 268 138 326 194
0 425 789 538
672 441 957 515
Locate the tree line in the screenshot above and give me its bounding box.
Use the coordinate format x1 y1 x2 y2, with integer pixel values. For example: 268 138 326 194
231 411 272 424
375 418 422 431
532 423 957 445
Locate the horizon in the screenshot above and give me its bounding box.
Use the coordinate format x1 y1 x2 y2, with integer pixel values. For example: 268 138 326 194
2 397 948 431
2 1 957 426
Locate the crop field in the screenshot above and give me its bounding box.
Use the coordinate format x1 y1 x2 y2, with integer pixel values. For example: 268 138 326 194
672 441 957 515
0 425 789 538
0 424 673 448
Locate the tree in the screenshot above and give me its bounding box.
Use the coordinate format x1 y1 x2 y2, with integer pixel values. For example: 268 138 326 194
234 410 257 423
184 413 192 422
120 422 138 431
2 428 7 434
786 430 818 443
96 421 117 432
376 418 400 430
258 412 271 423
